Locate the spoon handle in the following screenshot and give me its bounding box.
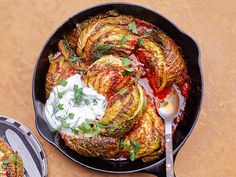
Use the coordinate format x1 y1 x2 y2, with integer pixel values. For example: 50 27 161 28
165 120 175 177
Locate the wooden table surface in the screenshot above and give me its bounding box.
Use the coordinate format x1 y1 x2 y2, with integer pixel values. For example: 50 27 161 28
0 0 235 177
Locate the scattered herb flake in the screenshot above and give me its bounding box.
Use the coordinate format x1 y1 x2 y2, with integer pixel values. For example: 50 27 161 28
57 103 64 110
138 37 144 46
69 56 82 64
79 121 91 133
61 119 70 128
92 44 114 60
119 34 128 45
57 90 66 99
48 53 54 63
73 85 84 106
126 67 134 72
59 78 68 87
63 34 82 63
68 113 75 119
128 21 138 34
122 56 131 66
71 127 79 134
93 98 98 105
84 99 90 106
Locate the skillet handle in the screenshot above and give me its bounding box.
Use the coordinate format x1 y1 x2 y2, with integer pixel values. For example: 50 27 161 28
141 153 177 177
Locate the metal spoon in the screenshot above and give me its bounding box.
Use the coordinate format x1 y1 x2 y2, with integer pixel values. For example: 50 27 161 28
157 86 179 177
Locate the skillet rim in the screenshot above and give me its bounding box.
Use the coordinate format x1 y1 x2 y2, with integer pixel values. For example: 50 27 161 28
32 2 203 174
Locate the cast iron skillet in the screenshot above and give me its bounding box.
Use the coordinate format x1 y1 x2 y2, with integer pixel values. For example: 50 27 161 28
32 2 203 177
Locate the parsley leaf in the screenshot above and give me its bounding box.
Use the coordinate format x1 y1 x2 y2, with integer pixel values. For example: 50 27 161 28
92 44 114 60
48 53 54 63
93 98 98 105
57 91 66 99
126 67 134 72
1 159 9 169
71 127 79 134
79 121 91 133
119 34 128 45
129 138 140 161
63 35 82 63
73 85 84 106
138 37 144 46
128 21 138 34
68 113 75 119
69 56 82 64
61 118 70 128
122 56 131 66
57 103 64 110
59 78 68 87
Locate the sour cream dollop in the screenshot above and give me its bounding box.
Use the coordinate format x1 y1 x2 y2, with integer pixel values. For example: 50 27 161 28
45 74 107 132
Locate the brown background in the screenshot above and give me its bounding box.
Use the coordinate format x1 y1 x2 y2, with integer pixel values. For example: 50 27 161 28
0 0 236 177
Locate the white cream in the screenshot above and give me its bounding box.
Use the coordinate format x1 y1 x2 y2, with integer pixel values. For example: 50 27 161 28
45 74 107 133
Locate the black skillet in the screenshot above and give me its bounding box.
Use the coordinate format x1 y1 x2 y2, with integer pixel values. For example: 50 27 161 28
32 3 203 177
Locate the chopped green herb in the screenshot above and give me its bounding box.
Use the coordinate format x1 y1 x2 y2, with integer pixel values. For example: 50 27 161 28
1 159 9 169
92 44 114 60
48 53 54 63
122 56 131 66
61 118 70 128
12 154 19 165
84 99 90 106
57 103 64 110
71 127 79 134
138 37 144 46
68 113 75 119
59 78 68 87
57 90 66 99
129 139 140 161
128 21 138 34
130 149 136 161
79 121 91 133
93 98 98 105
95 122 106 128
73 85 84 105
120 139 125 149
69 56 82 64
126 67 134 72
63 35 82 63
122 70 130 76
119 34 128 45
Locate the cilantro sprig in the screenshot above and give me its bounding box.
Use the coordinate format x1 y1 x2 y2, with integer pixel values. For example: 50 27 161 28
121 55 134 76
128 21 138 34
78 119 105 136
63 35 82 63
92 44 114 60
120 138 140 161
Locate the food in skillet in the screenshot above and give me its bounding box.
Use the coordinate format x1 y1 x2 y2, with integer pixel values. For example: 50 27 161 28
45 10 190 162
0 138 24 177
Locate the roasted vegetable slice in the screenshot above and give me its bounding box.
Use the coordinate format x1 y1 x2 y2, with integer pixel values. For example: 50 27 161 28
82 55 134 97
0 138 24 177
76 15 134 57
99 84 144 137
135 39 167 93
121 101 165 162
60 133 120 158
45 54 78 97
